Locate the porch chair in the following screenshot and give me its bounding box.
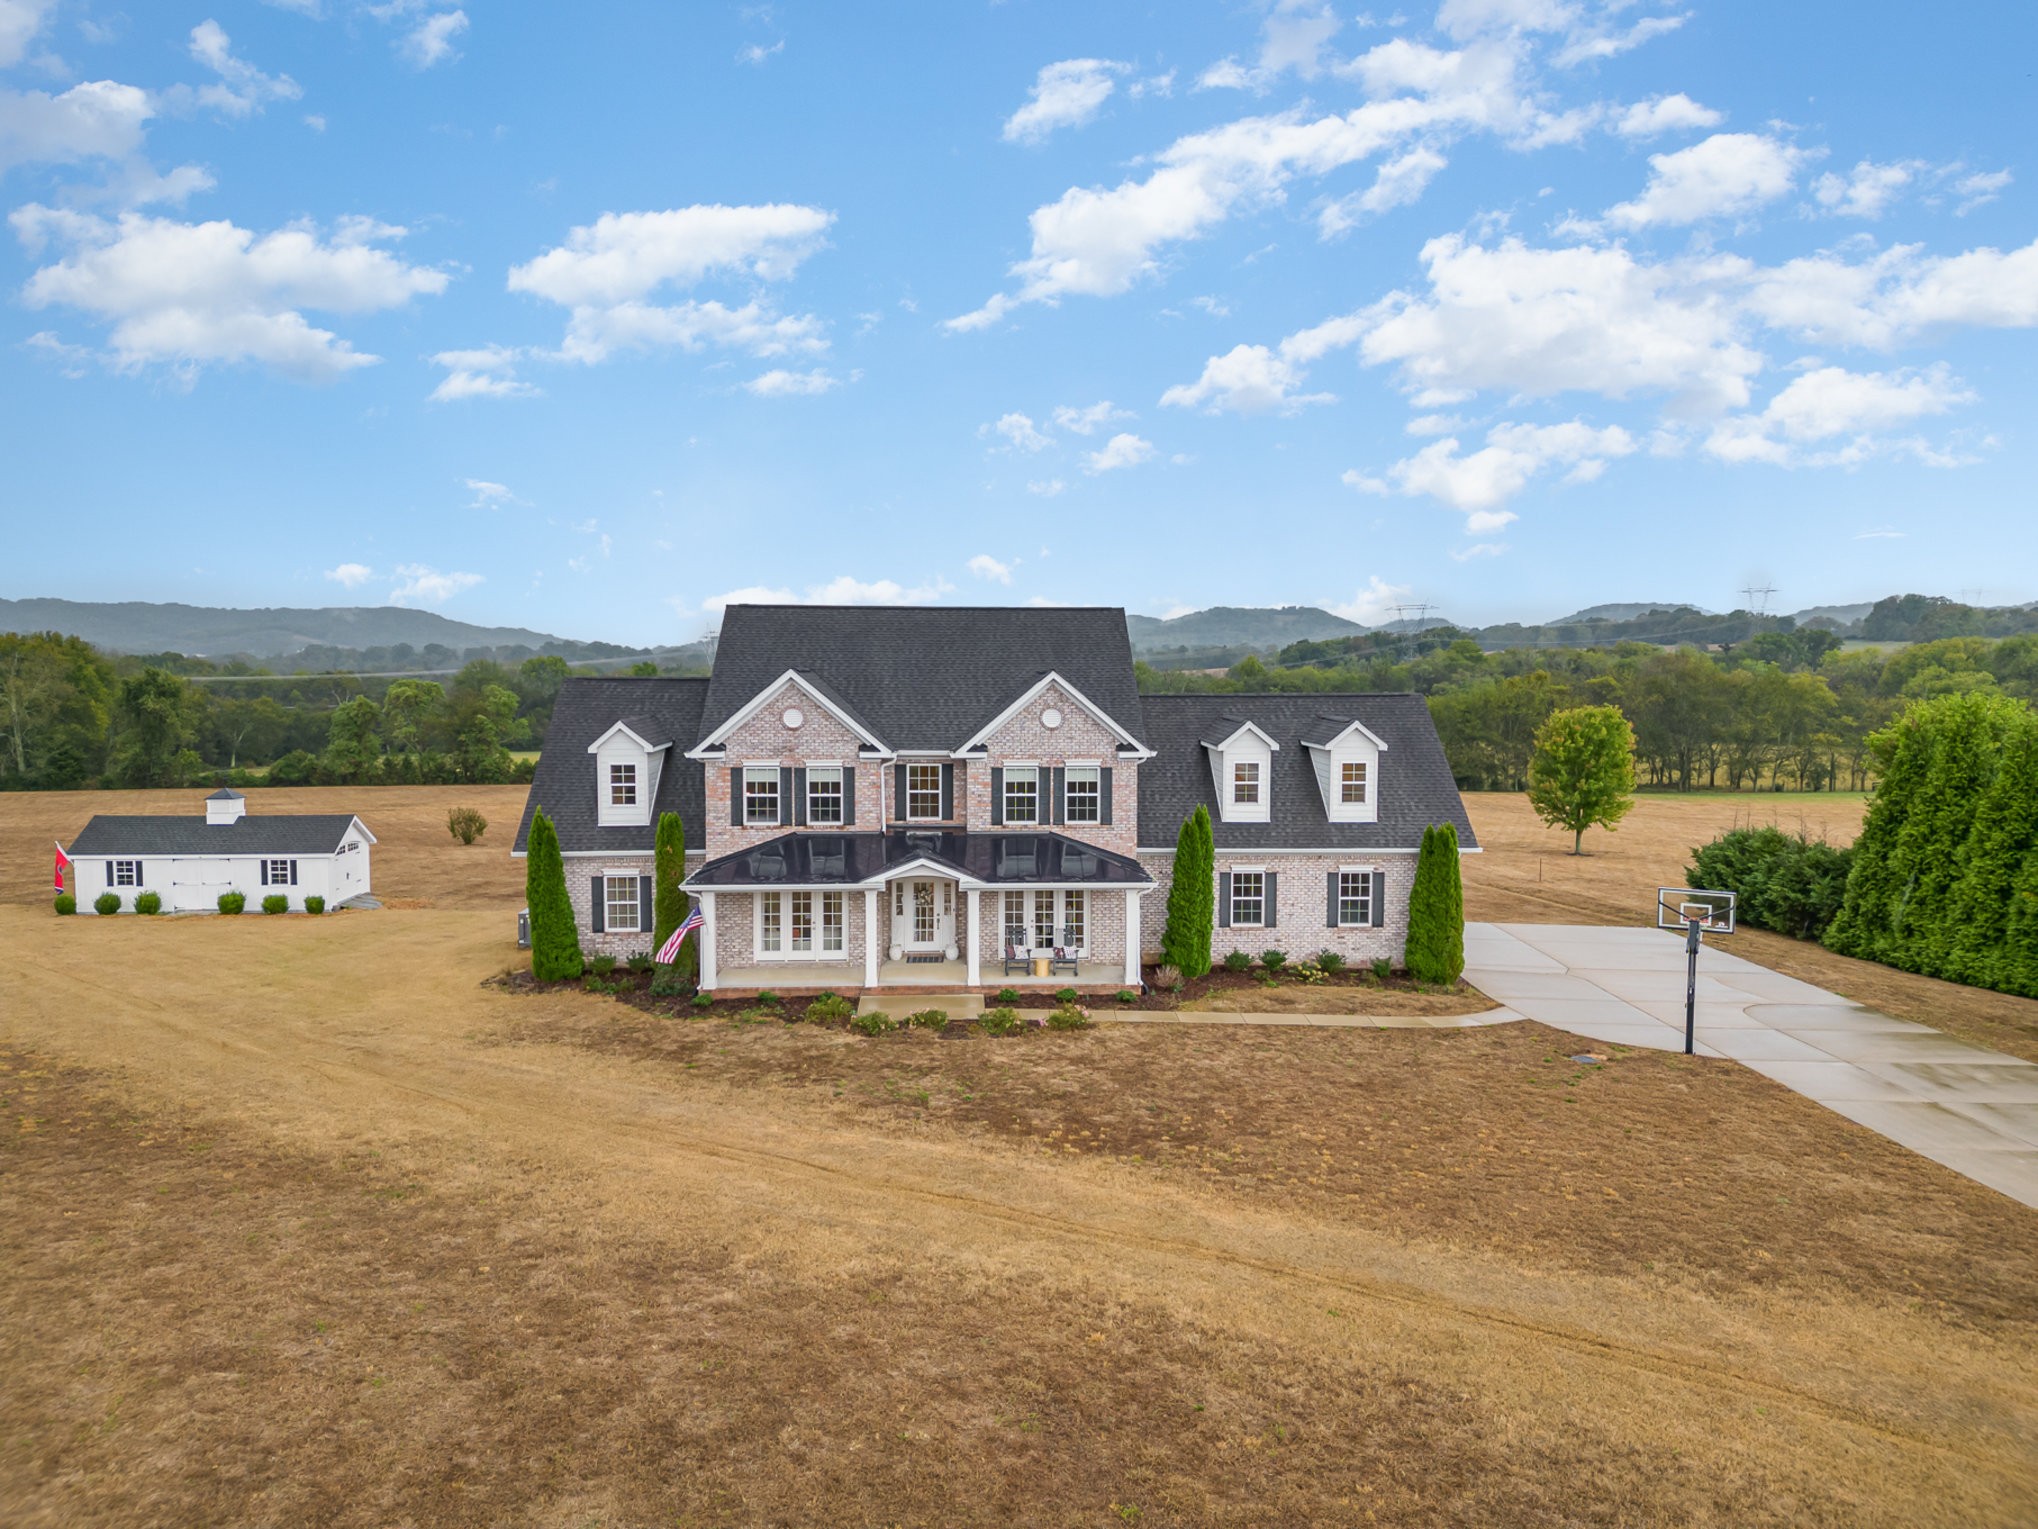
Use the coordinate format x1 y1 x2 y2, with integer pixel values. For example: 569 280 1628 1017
1050 927 1082 979
1003 926 1032 976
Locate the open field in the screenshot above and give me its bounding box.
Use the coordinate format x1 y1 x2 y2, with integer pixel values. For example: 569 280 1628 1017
4 785 2038 1523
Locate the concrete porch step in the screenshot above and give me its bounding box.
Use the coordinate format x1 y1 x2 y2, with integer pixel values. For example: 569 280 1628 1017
855 991 984 1021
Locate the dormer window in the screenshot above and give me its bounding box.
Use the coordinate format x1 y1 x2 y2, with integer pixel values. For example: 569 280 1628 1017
1340 761 1368 805
1232 761 1260 805
609 762 638 807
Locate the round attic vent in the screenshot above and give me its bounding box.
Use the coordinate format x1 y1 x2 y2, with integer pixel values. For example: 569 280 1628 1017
782 706 805 730
1040 707 1063 730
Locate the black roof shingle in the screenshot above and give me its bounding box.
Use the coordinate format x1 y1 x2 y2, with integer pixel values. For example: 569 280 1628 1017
68 813 363 857
513 677 708 856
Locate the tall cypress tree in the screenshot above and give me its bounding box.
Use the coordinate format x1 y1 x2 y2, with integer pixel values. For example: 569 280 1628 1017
1942 706 2038 990
1162 804 1215 979
1405 823 1465 984
653 811 697 980
525 808 583 982
1190 804 1215 978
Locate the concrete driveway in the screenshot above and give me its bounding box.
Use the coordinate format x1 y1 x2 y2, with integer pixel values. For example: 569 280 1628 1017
1465 922 2038 1210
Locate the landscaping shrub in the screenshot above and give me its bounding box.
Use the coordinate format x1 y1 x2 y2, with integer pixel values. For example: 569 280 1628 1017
447 806 488 845
977 1007 1021 1036
994 987 1021 1005
1316 950 1346 974
756 989 781 1007
805 993 854 1024
849 1010 895 1037
262 894 289 915
218 891 245 915
1260 949 1287 973
1406 823 1466 985
653 811 697 984
1116 988 1138 1004
689 993 713 1010
649 973 687 998
626 953 653 975
1689 826 1853 942
1161 805 1215 979
1370 958 1392 980
1046 1004 1091 1030
1054 986 1079 1003
588 954 617 976
94 892 121 915
904 1008 949 1029
525 808 583 982
54 893 76 915
304 896 325 915
1153 964 1183 991
134 891 162 916
1223 950 1251 972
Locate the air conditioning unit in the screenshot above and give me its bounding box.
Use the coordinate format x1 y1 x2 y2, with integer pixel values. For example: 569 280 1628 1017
516 908 530 949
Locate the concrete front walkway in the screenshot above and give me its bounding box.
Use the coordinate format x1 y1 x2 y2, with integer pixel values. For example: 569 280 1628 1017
1465 922 2038 1210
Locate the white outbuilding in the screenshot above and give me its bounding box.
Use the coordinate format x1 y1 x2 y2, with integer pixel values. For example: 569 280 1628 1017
65 790 376 913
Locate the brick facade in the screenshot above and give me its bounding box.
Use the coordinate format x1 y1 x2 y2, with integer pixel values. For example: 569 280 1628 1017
1137 851 1419 968
964 680 1139 857
702 679 876 859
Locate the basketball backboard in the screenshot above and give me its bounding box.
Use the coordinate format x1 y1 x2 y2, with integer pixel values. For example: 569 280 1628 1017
1656 887 1736 934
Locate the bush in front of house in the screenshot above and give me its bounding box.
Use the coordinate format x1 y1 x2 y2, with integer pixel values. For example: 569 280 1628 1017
447 806 488 845
1054 986 1078 1003
95 892 121 915
588 954 618 977
994 987 1021 1005
689 993 713 1011
1223 950 1251 972
54 893 76 915
849 1010 895 1036
1316 949 1347 974
904 1008 949 1029
262 894 289 915
218 891 245 915
649 972 687 998
134 891 162 915
1161 805 1215 979
1116 988 1137 1004
805 993 853 1024
1370 957 1392 980
977 1007 1021 1036
1405 822 1466 985
304 896 325 915
524 807 584 983
1152 964 1183 992
1689 825 1853 942
1046 1003 1091 1030
1260 949 1287 973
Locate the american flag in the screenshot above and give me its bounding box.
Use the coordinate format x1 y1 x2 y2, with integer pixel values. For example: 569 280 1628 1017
656 903 704 964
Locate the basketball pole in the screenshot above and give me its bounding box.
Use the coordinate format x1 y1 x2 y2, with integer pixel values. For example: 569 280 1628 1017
1683 917 1701 1056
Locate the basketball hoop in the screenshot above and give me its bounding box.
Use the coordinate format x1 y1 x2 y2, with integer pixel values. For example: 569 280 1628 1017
1655 887 1736 1054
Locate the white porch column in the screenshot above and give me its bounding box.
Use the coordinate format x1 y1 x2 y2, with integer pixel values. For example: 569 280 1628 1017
966 888 982 987
863 888 880 989
1123 887 1142 988
699 892 718 990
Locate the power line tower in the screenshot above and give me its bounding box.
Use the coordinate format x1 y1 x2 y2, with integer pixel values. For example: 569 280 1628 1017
1739 583 1776 617
1388 602 1436 628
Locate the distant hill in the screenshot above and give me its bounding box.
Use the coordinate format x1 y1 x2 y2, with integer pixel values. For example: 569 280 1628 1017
0 598 633 662
1127 605 1365 652
1787 603 1876 630
1552 602 1704 623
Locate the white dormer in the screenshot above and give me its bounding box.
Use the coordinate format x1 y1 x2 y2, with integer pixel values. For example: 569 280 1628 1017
587 718 671 828
1302 717 1387 824
1202 718 1278 824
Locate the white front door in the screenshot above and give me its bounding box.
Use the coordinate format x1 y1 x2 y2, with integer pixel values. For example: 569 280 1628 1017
897 878 954 953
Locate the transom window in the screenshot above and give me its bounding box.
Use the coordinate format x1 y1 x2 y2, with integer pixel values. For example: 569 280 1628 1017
1232 761 1260 805
744 766 780 825
1340 760 1369 805
1004 765 1039 824
605 876 641 934
808 765 843 824
760 891 845 959
1064 765 1100 823
1337 871 1373 927
111 860 140 887
907 763 943 820
609 762 637 806
1231 870 1266 927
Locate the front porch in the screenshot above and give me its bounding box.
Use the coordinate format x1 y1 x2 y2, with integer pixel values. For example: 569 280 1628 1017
709 959 1132 996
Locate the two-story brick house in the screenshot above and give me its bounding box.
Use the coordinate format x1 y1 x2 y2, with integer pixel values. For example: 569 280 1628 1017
513 604 1475 992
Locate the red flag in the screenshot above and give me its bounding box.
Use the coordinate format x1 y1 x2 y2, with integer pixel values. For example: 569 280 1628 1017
54 842 71 894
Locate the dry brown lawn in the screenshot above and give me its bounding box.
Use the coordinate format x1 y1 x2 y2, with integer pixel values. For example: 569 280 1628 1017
2 785 2036 1525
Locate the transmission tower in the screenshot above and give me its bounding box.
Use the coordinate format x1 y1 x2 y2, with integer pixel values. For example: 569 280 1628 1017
1388 602 1436 628
1739 583 1776 616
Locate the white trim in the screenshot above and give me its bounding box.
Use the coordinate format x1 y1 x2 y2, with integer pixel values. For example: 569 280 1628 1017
585 721 672 755
1332 865 1379 929
950 671 1153 758
1208 719 1281 753
1300 719 1390 753
1138 845 1473 856
699 892 717 988
687 670 890 759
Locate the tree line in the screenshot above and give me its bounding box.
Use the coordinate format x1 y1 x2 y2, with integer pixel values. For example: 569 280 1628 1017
1138 629 2038 793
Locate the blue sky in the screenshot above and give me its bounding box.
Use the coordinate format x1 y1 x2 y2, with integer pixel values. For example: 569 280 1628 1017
2 0 2033 647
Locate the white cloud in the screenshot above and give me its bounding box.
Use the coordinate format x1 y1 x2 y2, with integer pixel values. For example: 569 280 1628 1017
1739 237 2038 348
0 78 153 174
1083 432 1156 473
1358 419 1635 530
1329 574 1414 626
262 0 324 14
1954 168 2012 216
464 478 515 508
179 20 301 117
1200 0 1344 92
13 205 448 381
0 0 53 68
1051 400 1131 435
1026 478 1067 497
745 367 838 396
1405 412 1465 435
702 574 954 613
398 10 467 69
1549 10 1686 68
389 564 482 604
1854 528 1905 540
1450 541 1508 560
737 39 784 66
1607 132 1807 228
967 553 1015 584
986 411 1052 451
324 561 373 588
551 299 825 364
1161 309 1367 414
1319 144 1448 235
1812 159 1922 220
429 345 539 400
1615 93 1721 138
1002 58 1127 144
1704 363 1973 466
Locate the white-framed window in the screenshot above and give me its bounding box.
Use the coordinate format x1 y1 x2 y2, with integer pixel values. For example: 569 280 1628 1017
609 762 637 807
744 766 780 825
1231 870 1266 928
1232 761 1260 805
1003 890 1028 951
605 876 641 933
1033 889 1057 949
1004 765 1039 824
1064 765 1100 823
760 892 783 953
1063 889 1085 948
820 891 845 954
263 858 295 886
1337 871 1373 927
760 891 846 960
1340 760 1368 805
907 762 943 820
808 765 843 824
111 860 141 887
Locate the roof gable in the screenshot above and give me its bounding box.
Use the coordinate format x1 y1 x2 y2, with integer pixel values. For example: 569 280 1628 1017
953 671 1150 757
690 668 889 756
514 677 708 855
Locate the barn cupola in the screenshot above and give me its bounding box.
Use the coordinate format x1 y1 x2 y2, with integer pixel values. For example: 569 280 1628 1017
205 787 247 825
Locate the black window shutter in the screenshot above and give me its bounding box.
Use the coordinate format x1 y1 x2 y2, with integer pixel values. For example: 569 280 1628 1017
779 767 794 826
1100 767 1114 825
793 767 807 826
990 767 1004 825
893 763 907 821
591 876 606 934
1218 872 1232 928
290 860 298 886
730 767 744 826
843 767 857 824
260 861 269 886
639 875 653 934
1264 872 1278 929
1371 870 1386 928
1327 870 1340 928
105 860 113 883
940 763 953 820
1051 767 1064 825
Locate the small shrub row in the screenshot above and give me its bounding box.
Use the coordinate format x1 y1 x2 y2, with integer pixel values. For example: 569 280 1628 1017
262 894 289 915
977 1007 1021 1036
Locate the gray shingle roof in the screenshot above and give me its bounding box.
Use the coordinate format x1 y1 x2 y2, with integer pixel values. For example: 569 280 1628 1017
68 813 362 857
700 605 1148 752
1136 693 1477 853
206 787 244 801
513 677 708 856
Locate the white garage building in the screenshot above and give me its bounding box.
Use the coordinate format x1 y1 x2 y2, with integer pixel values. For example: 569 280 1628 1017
66 789 375 913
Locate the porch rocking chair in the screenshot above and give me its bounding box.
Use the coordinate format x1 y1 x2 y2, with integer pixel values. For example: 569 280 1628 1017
1050 927 1082 979
1003 926 1032 976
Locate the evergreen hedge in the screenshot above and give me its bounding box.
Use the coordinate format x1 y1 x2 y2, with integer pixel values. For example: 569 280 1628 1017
1161 805 1214 979
526 807 584 982
1689 827 1853 941
1404 823 1464 985
653 810 697 983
